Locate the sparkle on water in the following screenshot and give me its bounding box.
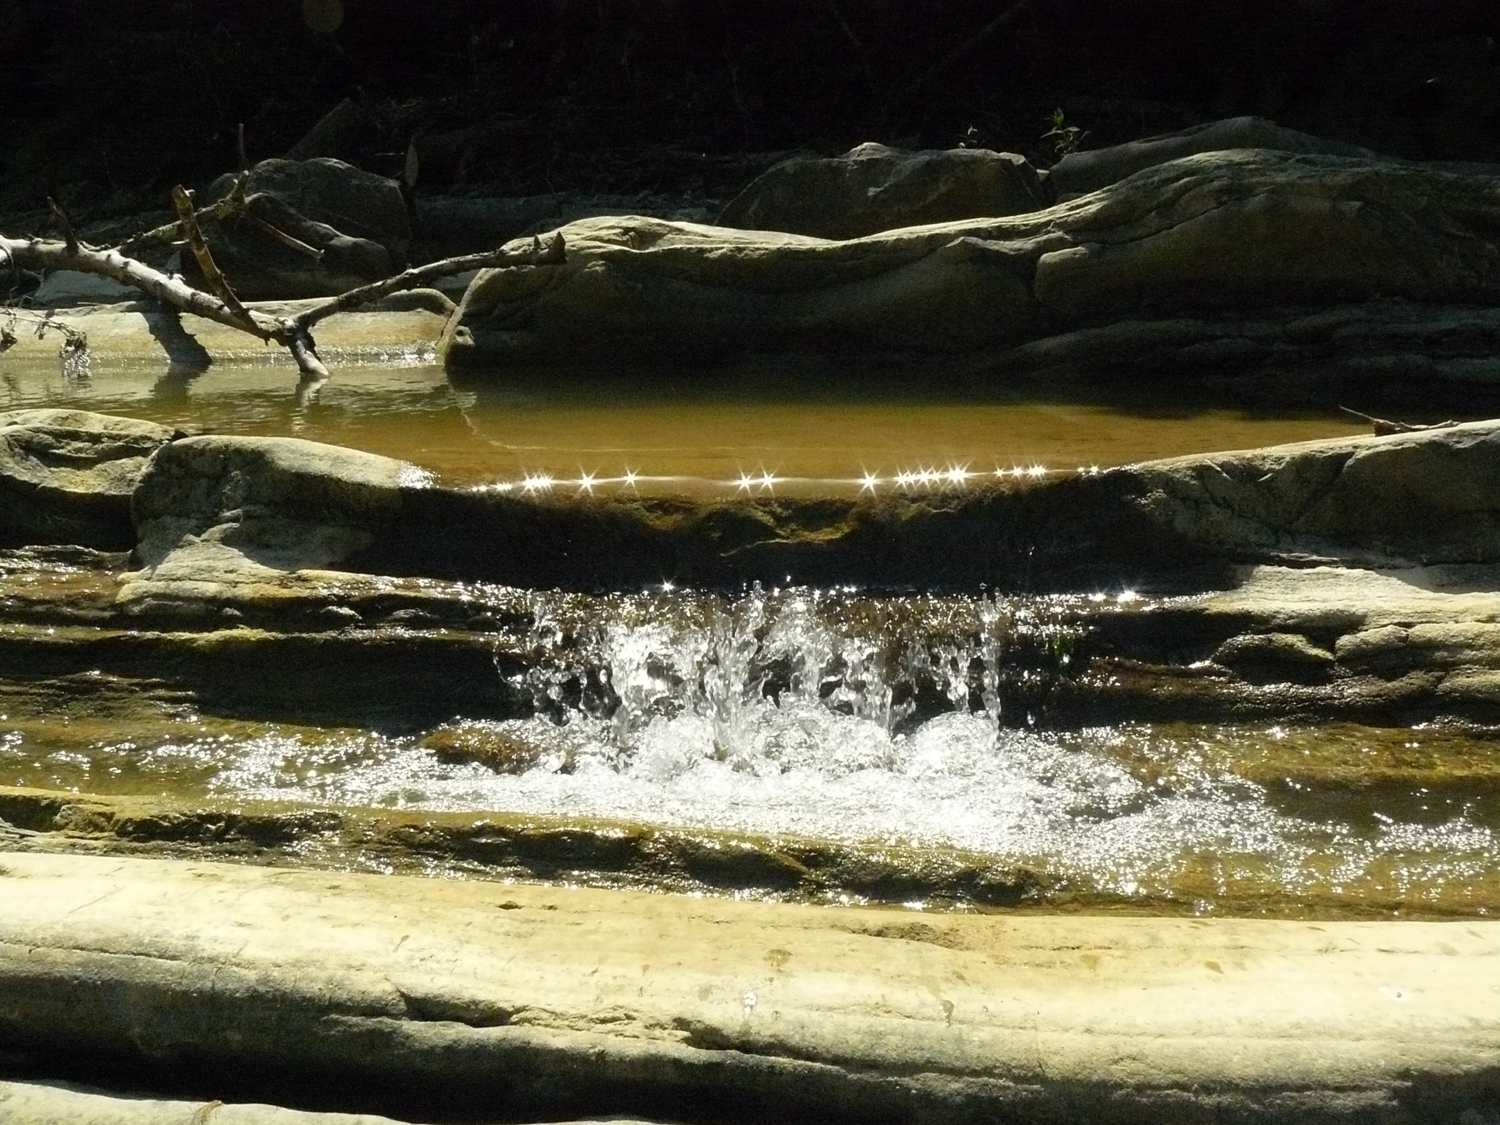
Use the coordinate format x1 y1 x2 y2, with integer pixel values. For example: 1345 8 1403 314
2 583 1494 912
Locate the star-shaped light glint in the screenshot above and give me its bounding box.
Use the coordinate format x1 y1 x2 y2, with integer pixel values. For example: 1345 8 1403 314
859 471 880 494
522 472 555 492
736 472 756 493
944 465 971 486
574 470 597 494
622 469 639 489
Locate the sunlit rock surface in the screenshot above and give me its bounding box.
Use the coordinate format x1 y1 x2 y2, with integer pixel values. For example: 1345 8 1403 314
0 854 1494 1124
444 147 1500 380
0 410 179 549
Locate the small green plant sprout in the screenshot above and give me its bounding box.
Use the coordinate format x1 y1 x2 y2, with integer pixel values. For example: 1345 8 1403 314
1043 108 1088 159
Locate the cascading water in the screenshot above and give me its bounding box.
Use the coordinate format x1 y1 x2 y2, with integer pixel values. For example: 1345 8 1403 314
0 546 1493 912
181 586 1495 913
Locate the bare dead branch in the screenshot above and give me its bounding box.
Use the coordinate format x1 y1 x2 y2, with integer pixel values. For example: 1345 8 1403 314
117 176 249 257
46 197 81 254
171 185 253 325
241 205 325 260
1338 406 1458 436
290 232 567 333
0 226 566 379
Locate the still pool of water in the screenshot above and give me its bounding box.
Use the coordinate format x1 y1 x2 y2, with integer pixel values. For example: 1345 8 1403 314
0 357 1372 492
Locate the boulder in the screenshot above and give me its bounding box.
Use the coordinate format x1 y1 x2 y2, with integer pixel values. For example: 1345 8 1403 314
717 142 1047 238
0 410 180 549
1125 419 1500 567
197 159 411 299
1049 115 1375 197
130 435 430 583
443 149 1500 369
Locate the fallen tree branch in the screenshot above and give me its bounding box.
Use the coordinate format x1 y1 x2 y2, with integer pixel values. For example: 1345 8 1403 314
0 230 566 378
171 185 252 324
289 233 566 334
1339 406 1458 436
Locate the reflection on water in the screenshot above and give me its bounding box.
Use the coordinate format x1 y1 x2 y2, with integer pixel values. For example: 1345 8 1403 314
0 356 1372 492
1 584 1495 915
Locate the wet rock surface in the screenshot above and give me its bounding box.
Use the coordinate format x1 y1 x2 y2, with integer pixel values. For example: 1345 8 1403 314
117 419 1500 591
5 418 1500 729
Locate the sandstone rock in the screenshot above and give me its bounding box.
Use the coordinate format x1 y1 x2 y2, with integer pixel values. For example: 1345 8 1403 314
1049 115 1375 197
31 270 138 307
198 159 411 300
1126 419 1500 567
0 853 1494 1124
130 435 430 581
717 142 1047 238
419 721 567 774
0 1081 424 1125
443 149 1500 370
110 415 1500 597
0 410 179 549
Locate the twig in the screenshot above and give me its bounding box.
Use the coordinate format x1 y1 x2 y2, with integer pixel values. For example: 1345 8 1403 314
1338 406 1457 436
118 177 249 257
241 204 325 260
46 197 80 254
171 185 253 325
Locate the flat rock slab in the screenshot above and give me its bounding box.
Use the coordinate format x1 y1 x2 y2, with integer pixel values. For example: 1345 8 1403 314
0 1080 663 1125
0 410 179 549
0 853 1496 1124
0 1079 428 1125
2 295 451 367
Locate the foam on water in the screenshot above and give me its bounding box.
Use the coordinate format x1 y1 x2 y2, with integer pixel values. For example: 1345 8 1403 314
186 586 1498 908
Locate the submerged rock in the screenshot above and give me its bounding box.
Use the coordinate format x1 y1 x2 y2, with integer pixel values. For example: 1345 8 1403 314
0 409 180 549
420 722 569 774
443 148 1500 373
718 142 1047 238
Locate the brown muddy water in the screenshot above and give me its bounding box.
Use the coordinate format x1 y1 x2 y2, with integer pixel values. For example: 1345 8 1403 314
0 355 1495 917
0 356 1371 493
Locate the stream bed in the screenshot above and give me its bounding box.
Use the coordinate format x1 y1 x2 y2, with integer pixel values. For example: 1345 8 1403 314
1 356 1496 917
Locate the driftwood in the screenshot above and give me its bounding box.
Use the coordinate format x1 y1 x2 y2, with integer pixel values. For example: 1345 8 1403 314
0 194 565 378
1338 406 1458 436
